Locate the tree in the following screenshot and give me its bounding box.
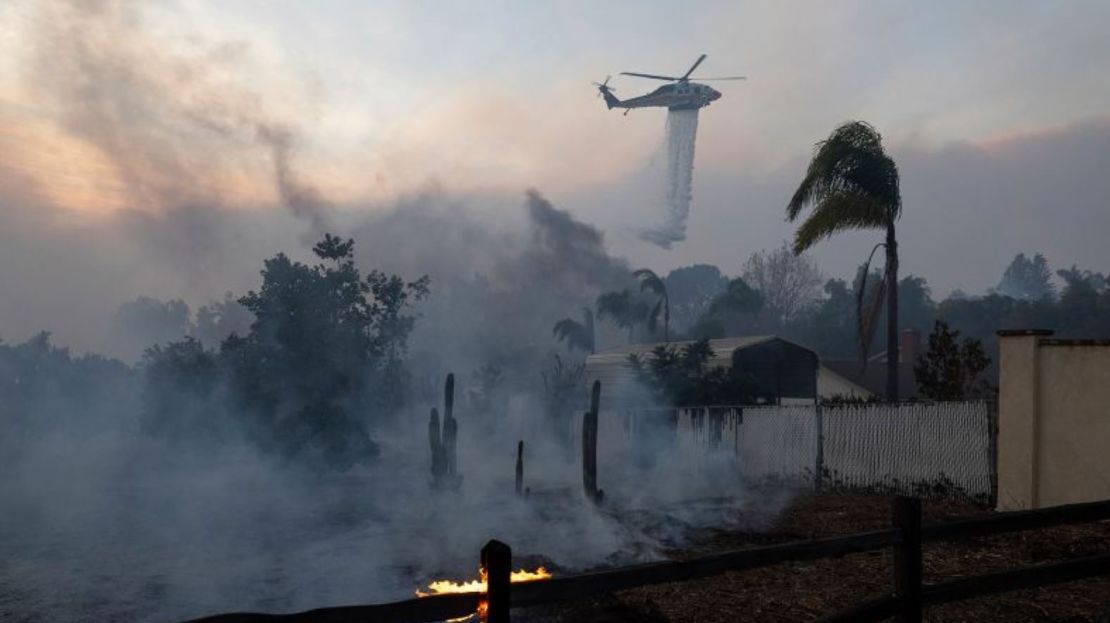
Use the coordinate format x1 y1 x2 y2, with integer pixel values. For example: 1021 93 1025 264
0 332 136 441
1056 265 1107 294
690 277 764 339
628 340 766 407
467 363 505 416
192 292 253 349
141 337 222 440
596 290 649 343
996 253 1055 300
110 296 191 362
798 278 858 359
708 278 763 316
234 236 430 425
552 307 595 353
914 320 992 401
143 234 429 469
633 268 670 341
665 264 727 332
787 120 903 400
541 354 586 451
1056 266 1107 336
897 275 937 335
741 242 823 326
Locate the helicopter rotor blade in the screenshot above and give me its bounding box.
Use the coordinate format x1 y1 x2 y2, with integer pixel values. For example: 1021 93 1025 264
680 54 707 80
696 76 747 81
620 72 679 81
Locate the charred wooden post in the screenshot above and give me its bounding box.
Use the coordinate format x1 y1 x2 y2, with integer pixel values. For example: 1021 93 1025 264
893 496 923 623
582 417 596 501
444 373 458 478
582 381 602 504
481 539 512 623
429 408 446 486
515 440 524 497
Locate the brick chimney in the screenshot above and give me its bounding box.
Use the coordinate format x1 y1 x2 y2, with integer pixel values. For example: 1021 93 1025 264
900 328 922 364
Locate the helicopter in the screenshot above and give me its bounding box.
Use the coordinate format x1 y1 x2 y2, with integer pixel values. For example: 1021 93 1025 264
594 54 745 113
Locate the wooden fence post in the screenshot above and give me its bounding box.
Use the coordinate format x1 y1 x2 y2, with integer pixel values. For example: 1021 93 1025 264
429 408 445 487
515 440 524 497
893 496 922 623
814 400 824 492
582 381 601 503
444 373 457 478
987 401 999 509
482 539 511 623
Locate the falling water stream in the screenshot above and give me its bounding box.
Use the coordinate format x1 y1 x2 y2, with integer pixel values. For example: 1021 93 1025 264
641 109 700 248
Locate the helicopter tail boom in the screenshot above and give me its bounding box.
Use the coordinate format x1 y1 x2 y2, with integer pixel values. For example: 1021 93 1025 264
599 85 621 109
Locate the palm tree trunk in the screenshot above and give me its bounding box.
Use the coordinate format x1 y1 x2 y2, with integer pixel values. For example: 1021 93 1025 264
664 296 670 342
885 220 899 401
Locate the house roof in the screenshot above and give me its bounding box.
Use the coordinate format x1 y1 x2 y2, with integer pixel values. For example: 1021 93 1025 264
822 359 920 400
586 335 777 366
585 335 818 404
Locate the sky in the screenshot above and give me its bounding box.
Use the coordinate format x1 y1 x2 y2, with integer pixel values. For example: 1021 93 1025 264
1 0 1109 352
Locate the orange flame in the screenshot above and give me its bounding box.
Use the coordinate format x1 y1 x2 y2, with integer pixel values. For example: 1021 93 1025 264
416 567 552 621
415 567 551 597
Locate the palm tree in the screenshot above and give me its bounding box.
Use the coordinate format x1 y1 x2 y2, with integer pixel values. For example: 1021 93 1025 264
633 268 670 341
787 121 902 401
552 308 595 354
596 290 649 344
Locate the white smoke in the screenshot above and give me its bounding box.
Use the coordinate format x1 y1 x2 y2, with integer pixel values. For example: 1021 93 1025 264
641 109 700 249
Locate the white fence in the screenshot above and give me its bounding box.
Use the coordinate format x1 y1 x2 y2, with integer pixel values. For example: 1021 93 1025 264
667 401 997 503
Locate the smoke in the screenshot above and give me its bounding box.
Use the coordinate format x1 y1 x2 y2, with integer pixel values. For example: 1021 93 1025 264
0 327 789 622
0 4 793 620
641 109 700 249
346 189 634 385
256 124 331 236
12 0 327 226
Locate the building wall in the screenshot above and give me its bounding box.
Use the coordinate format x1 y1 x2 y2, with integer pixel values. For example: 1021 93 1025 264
817 366 874 400
997 331 1110 510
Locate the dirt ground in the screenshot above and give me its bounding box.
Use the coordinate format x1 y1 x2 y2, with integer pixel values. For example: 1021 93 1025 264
523 493 1110 622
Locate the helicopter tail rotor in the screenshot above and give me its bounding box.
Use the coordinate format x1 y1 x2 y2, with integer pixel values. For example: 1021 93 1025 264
592 76 621 109
591 76 615 91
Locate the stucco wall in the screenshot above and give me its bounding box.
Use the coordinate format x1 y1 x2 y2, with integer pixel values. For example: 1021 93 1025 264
997 331 1110 510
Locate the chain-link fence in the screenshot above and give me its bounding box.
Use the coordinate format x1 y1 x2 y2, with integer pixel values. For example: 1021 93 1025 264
821 401 995 503
664 401 997 504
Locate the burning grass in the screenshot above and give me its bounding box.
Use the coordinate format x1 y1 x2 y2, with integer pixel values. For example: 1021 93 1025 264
416 566 552 621
416 567 552 597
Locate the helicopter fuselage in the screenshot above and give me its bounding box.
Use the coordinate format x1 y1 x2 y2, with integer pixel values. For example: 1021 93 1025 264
603 81 721 112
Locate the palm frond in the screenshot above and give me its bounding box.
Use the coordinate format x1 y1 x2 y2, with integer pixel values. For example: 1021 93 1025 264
633 268 666 296
787 120 901 228
856 263 889 370
792 190 889 253
596 290 631 324
597 290 639 338
553 306 596 353
552 318 581 339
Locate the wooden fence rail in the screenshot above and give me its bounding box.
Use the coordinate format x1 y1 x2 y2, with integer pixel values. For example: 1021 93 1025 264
185 498 1110 623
